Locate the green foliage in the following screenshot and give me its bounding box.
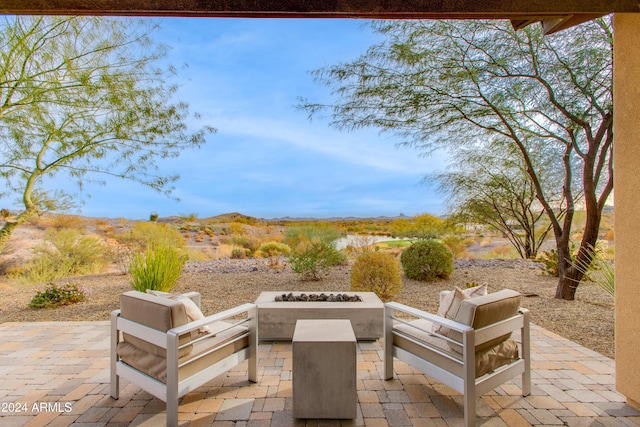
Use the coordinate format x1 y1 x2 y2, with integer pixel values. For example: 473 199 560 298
258 242 291 267
117 222 185 251
350 251 402 302
0 16 213 255
149 212 159 222
536 249 559 276
400 239 454 281
231 248 247 259
302 18 614 299
289 241 346 281
29 283 88 309
572 244 614 296
440 234 471 259
17 229 107 283
231 235 260 255
284 225 343 249
129 243 187 292
390 213 449 239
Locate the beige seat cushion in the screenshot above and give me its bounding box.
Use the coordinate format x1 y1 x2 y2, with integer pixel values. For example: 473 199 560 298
394 317 519 379
120 291 193 358
117 321 249 383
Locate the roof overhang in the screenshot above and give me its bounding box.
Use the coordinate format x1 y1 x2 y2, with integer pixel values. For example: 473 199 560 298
1 1 638 33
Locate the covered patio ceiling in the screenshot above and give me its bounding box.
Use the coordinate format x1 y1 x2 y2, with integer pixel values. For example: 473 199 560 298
1 0 639 34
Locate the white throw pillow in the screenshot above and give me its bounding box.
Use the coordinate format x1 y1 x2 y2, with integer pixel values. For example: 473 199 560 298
433 284 488 335
146 290 212 335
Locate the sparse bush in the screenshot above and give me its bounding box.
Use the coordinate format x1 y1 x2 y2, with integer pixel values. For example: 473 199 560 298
258 241 291 268
231 247 247 259
400 239 453 281
117 222 185 251
231 235 260 256
129 242 186 292
50 214 86 232
441 234 471 259
29 283 89 309
350 251 402 301
289 240 346 281
17 229 107 283
284 225 342 249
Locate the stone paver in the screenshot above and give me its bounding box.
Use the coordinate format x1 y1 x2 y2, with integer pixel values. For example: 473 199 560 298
0 321 639 426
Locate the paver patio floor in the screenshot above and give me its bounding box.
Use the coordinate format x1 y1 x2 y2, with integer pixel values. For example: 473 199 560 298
0 321 639 426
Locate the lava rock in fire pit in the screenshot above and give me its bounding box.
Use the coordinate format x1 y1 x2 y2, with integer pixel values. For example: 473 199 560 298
274 293 363 302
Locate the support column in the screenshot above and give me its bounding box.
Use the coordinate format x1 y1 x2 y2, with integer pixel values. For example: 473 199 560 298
613 13 640 410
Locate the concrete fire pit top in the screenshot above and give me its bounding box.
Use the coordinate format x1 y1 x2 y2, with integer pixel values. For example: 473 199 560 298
255 291 381 306
274 292 363 302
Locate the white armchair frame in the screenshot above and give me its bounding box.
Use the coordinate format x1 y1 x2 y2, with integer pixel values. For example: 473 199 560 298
384 299 530 427
110 292 257 427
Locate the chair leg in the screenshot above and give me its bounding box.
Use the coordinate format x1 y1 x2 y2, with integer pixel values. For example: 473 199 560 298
110 312 120 399
166 396 178 427
463 387 476 427
384 305 394 380
521 310 531 396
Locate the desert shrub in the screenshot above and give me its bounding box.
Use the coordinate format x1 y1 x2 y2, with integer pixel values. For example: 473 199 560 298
231 235 260 255
400 239 453 281
258 241 291 267
29 283 89 309
350 251 402 301
572 243 614 296
284 225 342 249
536 248 560 276
129 242 187 292
441 234 471 259
229 222 245 236
231 247 247 259
149 212 159 222
50 214 86 232
289 240 346 281
18 229 107 283
118 222 185 251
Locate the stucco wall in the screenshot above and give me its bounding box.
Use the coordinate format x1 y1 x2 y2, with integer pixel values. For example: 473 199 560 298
613 13 640 410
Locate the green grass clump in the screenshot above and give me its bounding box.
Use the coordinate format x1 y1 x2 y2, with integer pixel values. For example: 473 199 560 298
129 243 187 292
29 283 89 309
400 239 453 281
350 251 402 302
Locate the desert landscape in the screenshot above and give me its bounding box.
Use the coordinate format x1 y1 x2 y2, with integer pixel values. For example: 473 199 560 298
0 213 615 359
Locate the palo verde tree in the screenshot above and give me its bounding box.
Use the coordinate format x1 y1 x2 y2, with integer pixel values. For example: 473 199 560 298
0 16 215 253
434 140 557 259
301 19 613 300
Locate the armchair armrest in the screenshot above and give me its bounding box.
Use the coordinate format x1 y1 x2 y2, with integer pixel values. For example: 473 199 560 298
169 303 257 337
385 301 472 334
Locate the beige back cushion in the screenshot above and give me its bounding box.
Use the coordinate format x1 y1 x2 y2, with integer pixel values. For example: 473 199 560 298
120 291 192 358
448 289 522 353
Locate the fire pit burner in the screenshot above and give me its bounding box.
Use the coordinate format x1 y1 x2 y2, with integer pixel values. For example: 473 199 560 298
274 293 363 302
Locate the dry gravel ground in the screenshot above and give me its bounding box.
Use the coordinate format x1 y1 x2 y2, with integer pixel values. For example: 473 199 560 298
0 258 615 359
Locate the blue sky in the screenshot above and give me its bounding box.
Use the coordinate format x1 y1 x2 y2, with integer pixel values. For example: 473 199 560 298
13 18 449 220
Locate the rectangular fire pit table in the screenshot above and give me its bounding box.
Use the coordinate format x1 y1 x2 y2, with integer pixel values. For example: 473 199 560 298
255 291 384 341
292 319 357 419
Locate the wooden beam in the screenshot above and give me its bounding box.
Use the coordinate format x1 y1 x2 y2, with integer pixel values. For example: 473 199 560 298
1 0 638 18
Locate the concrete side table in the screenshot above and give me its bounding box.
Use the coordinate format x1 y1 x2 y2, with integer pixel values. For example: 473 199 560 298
292 319 357 419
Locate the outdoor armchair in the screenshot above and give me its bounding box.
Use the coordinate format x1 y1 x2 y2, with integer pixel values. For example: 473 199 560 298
384 289 530 427
110 291 257 427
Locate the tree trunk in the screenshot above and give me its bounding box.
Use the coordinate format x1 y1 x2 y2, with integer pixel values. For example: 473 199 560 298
0 208 39 255
555 205 602 300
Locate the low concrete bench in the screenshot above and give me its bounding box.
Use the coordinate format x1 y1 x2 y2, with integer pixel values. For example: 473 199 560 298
292 319 357 419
